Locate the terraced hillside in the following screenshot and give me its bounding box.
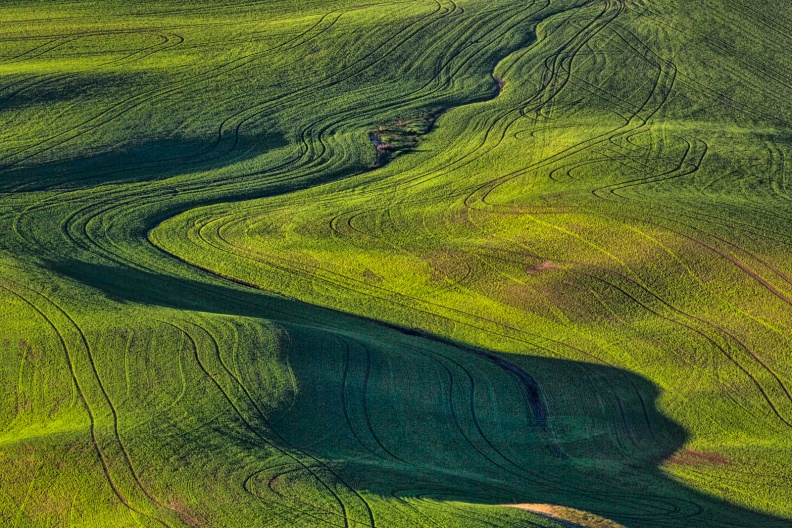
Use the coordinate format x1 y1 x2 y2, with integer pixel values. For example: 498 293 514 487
2 0 792 526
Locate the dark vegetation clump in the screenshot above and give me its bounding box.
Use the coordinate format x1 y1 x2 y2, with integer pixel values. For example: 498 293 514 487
370 113 439 166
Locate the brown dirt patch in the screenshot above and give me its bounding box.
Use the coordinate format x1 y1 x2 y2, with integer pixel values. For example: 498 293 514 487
526 260 560 274
169 500 208 528
362 269 383 284
426 250 472 283
506 503 624 528
665 449 729 467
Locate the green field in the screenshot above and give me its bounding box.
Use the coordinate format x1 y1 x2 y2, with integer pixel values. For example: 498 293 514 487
2 0 792 526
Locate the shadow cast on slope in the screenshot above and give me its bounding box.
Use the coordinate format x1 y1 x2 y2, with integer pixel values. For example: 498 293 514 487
48 259 791 528
0 132 287 192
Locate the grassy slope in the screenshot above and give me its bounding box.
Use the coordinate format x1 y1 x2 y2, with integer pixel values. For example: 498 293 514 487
1 0 791 526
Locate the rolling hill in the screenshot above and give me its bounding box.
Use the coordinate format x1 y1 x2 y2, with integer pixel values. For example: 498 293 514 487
2 0 792 526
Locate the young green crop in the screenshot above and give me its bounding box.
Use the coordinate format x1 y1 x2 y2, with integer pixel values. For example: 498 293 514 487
1 0 791 526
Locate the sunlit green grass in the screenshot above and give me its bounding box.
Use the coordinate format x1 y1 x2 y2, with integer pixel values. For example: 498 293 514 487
2 0 792 526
